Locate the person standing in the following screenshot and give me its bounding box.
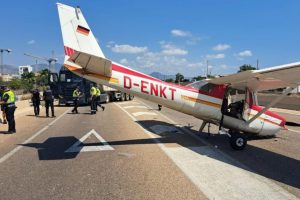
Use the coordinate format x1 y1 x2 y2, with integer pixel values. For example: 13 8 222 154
72 86 81 114
90 84 97 114
1 86 16 133
43 86 55 117
96 86 105 111
31 89 41 116
0 86 7 124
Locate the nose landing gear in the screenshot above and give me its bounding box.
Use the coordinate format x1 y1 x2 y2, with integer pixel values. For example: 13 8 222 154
228 130 247 150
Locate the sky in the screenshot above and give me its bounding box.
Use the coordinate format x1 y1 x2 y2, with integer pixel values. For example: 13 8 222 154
0 0 300 77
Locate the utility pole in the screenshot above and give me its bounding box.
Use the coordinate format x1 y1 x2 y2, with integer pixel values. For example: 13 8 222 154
206 60 209 79
256 59 259 70
0 49 12 76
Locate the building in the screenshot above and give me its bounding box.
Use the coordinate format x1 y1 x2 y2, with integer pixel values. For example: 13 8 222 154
1 74 14 82
19 65 33 77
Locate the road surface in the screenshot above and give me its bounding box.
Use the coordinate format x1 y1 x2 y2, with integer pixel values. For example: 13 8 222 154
0 98 299 200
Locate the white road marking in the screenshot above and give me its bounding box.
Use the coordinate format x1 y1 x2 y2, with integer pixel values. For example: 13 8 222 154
150 125 183 135
287 128 300 134
117 101 140 105
115 101 298 200
0 109 71 164
132 112 157 117
123 105 148 109
65 129 114 152
270 108 300 116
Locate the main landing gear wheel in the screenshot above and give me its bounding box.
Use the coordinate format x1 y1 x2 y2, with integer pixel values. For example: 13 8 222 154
229 130 247 150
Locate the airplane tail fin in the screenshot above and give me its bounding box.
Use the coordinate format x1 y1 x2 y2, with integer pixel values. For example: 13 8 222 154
57 3 105 59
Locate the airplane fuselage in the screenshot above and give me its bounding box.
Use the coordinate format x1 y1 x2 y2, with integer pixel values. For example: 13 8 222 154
67 62 286 137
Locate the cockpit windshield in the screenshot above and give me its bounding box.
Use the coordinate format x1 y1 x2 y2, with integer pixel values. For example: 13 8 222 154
186 80 208 90
186 80 217 93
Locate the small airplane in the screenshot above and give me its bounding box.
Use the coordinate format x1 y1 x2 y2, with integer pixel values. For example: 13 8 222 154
56 3 300 150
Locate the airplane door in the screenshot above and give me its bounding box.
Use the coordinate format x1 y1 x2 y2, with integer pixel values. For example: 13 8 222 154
242 89 264 132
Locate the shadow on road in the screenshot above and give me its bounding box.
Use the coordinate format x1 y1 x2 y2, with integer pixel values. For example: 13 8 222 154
26 114 51 118
107 119 300 191
286 121 300 126
66 112 92 115
20 136 80 160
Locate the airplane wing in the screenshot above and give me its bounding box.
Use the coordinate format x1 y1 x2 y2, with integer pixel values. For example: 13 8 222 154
208 62 300 91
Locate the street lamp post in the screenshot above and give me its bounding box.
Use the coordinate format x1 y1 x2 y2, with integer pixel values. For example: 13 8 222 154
0 48 12 76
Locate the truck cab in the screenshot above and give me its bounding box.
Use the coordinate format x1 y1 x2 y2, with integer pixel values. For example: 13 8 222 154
49 66 108 105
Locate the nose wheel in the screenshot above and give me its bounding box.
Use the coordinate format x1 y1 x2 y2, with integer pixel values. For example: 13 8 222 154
228 130 247 150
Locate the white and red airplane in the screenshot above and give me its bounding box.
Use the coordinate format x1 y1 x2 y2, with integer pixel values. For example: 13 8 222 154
57 3 300 150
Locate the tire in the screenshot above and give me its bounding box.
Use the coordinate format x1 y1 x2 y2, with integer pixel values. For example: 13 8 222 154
129 94 134 100
105 95 110 103
229 131 247 150
120 93 125 101
125 93 130 101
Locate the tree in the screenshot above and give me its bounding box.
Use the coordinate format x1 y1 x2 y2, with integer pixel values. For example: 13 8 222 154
238 64 256 72
9 78 22 90
175 73 184 83
21 72 35 92
192 76 206 81
164 78 174 83
36 69 50 86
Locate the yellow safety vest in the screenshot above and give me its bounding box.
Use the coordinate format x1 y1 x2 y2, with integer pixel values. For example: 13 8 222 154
96 88 101 96
73 89 80 98
90 86 97 96
3 90 15 104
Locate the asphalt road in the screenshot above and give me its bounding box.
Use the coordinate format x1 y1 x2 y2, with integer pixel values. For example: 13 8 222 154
0 98 299 200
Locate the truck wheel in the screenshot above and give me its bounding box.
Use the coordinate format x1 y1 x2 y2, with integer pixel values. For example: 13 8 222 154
106 95 110 103
120 93 125 101
129 95 134 100
125 93 130 101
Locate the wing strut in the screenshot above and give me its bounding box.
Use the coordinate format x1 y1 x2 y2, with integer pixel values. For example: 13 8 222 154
247 87 295 124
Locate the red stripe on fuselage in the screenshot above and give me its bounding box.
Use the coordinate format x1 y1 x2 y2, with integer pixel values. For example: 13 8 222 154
111 63 224 99
251 105 286 126
64 46 75 57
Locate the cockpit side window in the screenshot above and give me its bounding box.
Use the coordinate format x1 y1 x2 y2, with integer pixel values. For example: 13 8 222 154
187 81 225 98
200 83 216 93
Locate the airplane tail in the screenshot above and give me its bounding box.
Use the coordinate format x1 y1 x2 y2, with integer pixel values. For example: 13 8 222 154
57 3 112 77
57 3 105 59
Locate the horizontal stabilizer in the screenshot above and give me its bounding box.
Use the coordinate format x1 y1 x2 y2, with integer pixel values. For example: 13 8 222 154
68 51 112 77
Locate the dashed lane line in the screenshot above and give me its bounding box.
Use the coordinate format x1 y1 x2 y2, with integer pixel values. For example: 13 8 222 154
287 128 300 134
132 112 157 117
123 105 148 109
0 108 71 164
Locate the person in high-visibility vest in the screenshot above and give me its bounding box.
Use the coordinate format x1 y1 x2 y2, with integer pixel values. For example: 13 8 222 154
90 84 97 114
0 86 16 133
96 86 105 111
72 86 81 114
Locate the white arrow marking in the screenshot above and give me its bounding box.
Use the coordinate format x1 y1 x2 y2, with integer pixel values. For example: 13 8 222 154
65 129 114 153
132 112 157 117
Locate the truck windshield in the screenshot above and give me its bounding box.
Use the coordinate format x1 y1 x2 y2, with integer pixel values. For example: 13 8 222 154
60 73 82 83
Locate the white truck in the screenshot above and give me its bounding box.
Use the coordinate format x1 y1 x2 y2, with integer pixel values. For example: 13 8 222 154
101 85 134 102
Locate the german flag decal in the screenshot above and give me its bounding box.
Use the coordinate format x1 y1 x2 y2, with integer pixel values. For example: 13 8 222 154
76 25 90 36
